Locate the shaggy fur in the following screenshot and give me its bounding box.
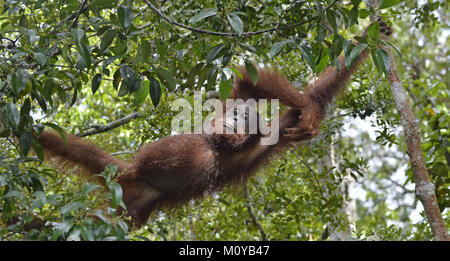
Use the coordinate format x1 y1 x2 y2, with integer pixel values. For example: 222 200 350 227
37 23 392 227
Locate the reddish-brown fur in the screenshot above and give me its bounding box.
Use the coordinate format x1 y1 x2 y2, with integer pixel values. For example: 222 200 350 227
37 23 392 227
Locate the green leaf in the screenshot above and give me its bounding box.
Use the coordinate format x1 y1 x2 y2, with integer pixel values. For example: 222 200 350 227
188 8 217 23
326 10 337 33
81 226 94 241
120 65 138 93
206 44 225 64
244 60 258 86
379 0 402 9
136 40 151 63
239 43 257 53
44 122 68 145
70 28 84 44
5 103 20 128
206 66 218 90
371 49 382 76
134 80 149 106
156 68 176 91
32 91 47 112
349 7 358 26
33 191 46 204
270 42 286 58
57 87 67 104
149 76 161 107
60 201 84 215
109 182 123 209
117 82 129 97
24 29 40 44
231 67 243 80
316 53 329 73
4 190 24 199
82 182 102 196
120 65 136 83
354 36 367 44
367 21 380 40
56 220 73 235
42 79 55 100
100 29 117 53
374 48 391 77
78 43 92 69
112 33 128 56
91 0 117 9
113 68 121 90
34 52 46 66
359 9 370 18
19 131 32 156
71 28 91 69
227 13 244 36
10 72 24 96
69 85 78 107
197 66 208 88
20 98 31 122
186 63 204 87
345 43 368 68
103 56 118 71
299 45 316 73
118 5 133 33
155 39 168 60
219 78 232 99
91 74 102 94
380 40 402 59
31 138 44 161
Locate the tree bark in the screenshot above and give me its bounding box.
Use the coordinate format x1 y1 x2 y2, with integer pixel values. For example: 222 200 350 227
77 112 140 137
317 104 356 241
369 0 449 241
383 47 449 241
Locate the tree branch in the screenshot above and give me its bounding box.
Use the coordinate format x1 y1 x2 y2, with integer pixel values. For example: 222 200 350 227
69 0 89 29
369 0 449 241
385 177 415 194
294 151 327 201
142 0 339 37
244 184 268 241
77 112 139 137
51 0 94 34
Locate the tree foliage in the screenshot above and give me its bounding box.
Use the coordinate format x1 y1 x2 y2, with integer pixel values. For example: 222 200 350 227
0 0 448 240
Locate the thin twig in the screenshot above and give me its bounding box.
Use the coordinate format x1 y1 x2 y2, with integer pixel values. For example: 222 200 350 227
26 4 41 34
69 0 89 29
142 0 339 37
77 112 140 137
243 184 268 240
385 177 414 194
50 0 95 34
293 151 328 201
111 151 135 156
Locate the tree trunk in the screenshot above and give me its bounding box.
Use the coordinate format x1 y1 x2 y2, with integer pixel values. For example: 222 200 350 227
317 105 356 241
369 0 449 241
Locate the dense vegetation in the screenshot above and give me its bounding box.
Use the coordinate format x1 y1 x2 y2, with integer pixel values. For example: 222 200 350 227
0 0 448 240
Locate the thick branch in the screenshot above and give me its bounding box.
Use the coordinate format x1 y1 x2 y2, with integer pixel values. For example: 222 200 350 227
142 0 339 37
77 112 139 137
369 0 449 241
